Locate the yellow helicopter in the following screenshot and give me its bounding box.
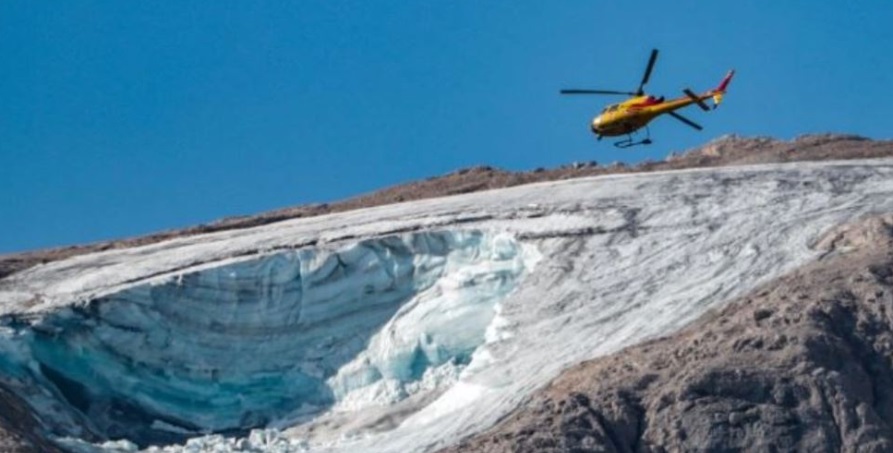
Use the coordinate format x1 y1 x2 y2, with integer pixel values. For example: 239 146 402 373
561 49 735 148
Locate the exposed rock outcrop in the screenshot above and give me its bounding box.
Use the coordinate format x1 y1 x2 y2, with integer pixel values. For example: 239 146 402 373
442 214 893 452
0 387 64 452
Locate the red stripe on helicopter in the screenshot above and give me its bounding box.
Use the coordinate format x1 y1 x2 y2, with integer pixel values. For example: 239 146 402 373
625 97 663 110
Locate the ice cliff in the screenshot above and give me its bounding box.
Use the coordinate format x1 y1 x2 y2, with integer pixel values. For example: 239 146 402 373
2 158 893 452
0 231 531 448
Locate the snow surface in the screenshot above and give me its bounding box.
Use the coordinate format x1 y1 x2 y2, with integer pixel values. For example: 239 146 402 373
3 159 893 452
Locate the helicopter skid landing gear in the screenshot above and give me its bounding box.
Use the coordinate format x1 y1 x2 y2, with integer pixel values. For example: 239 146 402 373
613 126 653 148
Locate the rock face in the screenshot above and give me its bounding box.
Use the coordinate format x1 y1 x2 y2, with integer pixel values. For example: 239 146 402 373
442 214 893 452
0 387 64 452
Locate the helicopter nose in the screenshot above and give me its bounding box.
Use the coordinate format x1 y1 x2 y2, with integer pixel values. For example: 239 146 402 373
591 116 602 133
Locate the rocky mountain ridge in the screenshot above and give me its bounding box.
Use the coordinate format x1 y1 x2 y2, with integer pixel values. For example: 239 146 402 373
2 134 891 280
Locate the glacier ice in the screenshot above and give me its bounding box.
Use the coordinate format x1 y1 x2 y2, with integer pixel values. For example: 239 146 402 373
3 159 893 452
0 230 530 447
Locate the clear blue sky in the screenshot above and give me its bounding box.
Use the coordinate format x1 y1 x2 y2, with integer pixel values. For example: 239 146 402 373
2 2 891 253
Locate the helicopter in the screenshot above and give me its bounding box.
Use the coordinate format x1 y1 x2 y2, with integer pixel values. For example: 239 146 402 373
561 49 735 148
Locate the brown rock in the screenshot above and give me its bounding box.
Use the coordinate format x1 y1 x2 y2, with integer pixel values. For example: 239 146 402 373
440 214 893 452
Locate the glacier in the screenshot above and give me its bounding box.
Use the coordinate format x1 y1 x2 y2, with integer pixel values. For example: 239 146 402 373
0 231 532 448
2 159 893 452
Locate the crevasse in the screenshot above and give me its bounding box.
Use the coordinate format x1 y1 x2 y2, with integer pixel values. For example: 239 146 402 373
0 230 529 448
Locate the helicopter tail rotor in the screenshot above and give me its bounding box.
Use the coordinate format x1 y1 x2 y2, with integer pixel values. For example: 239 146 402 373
710 69 736 108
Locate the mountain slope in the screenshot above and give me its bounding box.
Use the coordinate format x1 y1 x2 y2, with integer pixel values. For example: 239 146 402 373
443 214 893 452
1 137 893 452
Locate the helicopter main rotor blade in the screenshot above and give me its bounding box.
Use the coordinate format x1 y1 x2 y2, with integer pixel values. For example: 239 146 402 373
668 111 703 131
635 49 659 95
560 89 636 95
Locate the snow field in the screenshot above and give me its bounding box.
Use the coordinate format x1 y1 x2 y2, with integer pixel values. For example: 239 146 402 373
3 159 893 452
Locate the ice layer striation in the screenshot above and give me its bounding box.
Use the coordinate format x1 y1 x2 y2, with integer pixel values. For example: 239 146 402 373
0 231 529 447
4 159 893 452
